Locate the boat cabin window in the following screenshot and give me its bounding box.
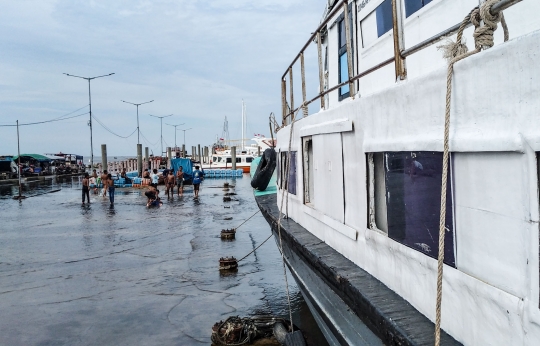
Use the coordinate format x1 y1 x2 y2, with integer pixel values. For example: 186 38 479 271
404 0 433 18
338 6 352 101
213 157 217 162
226 158 232 163
218 157 223 163
302 137 314 204
367 151 455 267
376 0 393 37
236 158 241 163
246 157 253 163
279 151 297 195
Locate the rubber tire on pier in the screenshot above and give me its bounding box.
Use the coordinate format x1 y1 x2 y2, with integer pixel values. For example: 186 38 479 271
251 148 276 191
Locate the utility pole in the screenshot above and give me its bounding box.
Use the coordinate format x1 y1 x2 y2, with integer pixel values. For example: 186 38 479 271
64 72 114 169
121 99 154 144
166 122 185 148
179 128 192 149
149 114 172 156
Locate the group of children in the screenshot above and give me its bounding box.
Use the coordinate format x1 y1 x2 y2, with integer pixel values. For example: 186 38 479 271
81 169 115 205
81 165 204 208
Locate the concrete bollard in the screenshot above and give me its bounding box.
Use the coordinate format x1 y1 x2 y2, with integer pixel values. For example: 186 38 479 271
231 146 236 170
101 145 107 173
137 144 143 177
197 144 201 163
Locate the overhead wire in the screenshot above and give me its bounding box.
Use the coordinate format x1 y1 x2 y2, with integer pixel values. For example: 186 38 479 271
92 114 137 139
0 112 89 127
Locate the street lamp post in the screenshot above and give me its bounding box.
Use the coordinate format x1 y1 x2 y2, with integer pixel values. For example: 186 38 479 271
179 128 193 148
121 99 154 144
166 123 185 148
149 114 173 156
64 72 115 168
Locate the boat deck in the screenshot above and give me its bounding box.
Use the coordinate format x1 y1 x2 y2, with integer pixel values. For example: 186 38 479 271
255 193 461 346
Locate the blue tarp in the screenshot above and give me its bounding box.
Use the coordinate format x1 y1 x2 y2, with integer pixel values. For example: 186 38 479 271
170 158 194 184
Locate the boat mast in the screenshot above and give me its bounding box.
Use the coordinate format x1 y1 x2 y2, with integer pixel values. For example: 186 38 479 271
241 100 246 151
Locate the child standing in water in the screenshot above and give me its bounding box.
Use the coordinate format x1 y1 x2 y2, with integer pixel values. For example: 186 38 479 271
107 173 115 205
176 166 184 196
82 173 90 205
165 170 175 198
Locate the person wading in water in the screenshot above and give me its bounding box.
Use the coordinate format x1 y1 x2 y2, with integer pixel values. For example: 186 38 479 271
82 173 90 205
101 170 108 197
192 165 203 198
107 173 115 205
165 170 175 198
176 166 184 196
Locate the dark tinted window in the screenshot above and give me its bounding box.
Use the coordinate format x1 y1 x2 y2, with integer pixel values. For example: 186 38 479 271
405 0 432 18
376 0 393 37
246 157 253 163
384 151 455 267
236 158 241 163
226 158 232 163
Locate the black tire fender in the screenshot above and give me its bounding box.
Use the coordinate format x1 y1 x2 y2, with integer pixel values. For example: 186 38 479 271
251 148 277 191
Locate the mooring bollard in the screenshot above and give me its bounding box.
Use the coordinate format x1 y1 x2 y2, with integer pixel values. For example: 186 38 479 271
221 228 236 240
219 257 238 270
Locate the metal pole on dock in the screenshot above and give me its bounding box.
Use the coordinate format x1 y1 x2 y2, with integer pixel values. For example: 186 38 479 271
258 146 261 157
231 146 236 170
101 145 107 173
182 144 186 158
197 144 201 163
137 144 143 177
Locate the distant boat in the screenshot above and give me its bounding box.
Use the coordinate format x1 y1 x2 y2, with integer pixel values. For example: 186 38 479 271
114 157 117 159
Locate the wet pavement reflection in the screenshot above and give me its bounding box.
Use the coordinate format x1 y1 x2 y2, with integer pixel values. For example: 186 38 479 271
0 176 328 345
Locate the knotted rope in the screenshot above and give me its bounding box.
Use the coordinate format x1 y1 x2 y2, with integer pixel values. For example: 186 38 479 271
434 1 508 345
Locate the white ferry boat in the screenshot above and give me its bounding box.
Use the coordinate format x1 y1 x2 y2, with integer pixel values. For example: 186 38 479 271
254 0 540 345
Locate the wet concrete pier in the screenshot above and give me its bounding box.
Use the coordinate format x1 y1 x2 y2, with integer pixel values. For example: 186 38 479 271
0 177 326 345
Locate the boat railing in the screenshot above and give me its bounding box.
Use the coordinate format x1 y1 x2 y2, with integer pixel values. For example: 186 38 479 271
280 0 522 126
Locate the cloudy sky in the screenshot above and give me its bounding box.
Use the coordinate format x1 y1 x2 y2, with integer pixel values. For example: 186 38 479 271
0 0 326 158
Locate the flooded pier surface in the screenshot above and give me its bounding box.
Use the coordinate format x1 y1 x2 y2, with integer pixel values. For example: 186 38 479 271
0 177 327 345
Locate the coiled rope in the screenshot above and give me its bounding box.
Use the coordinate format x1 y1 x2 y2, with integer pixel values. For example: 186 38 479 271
434 1 508 345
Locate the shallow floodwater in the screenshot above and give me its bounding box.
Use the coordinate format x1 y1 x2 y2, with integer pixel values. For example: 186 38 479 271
0 176 328 345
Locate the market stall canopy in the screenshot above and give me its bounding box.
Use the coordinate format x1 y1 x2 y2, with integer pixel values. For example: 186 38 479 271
13 154 51 162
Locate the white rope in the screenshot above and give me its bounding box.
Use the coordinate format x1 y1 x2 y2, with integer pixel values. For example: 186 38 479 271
276 102 305 332
434 1 508 345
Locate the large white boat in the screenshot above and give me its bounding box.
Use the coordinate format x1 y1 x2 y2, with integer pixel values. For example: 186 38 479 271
254 0 540 345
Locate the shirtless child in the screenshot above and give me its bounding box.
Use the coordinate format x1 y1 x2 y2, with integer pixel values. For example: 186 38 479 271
165 170 175 198
176 166 184 196
100 170 108 197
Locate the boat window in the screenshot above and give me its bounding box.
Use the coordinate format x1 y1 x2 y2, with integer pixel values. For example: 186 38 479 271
236 158 241 163
226 158 232 163
367 153 388 233
218 157 222 163
369 151 455 267
246 157 253 163
279 151 297 195
376 0 393 37
302 137 314 204
338 6 353 100
404 0 432 18
213 157 217 162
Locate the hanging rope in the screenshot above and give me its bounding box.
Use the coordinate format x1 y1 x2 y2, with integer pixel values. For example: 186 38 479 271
275 103 305 332
434 1 508 345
